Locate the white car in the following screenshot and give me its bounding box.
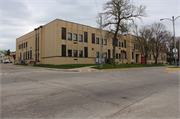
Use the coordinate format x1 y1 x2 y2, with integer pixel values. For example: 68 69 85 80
3 59 12 63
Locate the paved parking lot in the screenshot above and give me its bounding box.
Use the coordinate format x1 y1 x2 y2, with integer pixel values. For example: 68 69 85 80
0 64 179 118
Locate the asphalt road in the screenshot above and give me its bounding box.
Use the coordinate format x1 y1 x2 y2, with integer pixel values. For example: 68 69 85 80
0 64 179 118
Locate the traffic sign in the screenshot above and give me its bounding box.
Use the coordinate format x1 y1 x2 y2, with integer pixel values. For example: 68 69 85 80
173 48 178 53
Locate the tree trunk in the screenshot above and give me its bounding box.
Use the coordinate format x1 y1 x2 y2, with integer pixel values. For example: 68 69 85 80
145 56 148 64
155 57 158 64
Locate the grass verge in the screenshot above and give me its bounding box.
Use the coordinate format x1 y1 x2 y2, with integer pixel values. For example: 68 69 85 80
33 64 99 69
33 63 165 69
168 66 180 68
14 63 28 66
92 63 165 69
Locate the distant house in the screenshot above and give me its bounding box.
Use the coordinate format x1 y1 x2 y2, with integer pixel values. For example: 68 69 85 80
0 51 5 63
2 52 16 63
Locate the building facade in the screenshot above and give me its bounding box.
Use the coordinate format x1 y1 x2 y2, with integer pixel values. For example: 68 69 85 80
16 19 166 65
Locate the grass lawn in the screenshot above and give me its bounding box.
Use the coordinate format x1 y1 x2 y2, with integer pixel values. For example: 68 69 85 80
168 66 180 68
33 64 99 69
14 63 28 66
92 63 165 69
33 63 165 69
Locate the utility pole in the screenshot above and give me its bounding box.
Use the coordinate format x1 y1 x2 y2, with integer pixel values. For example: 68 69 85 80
100 14 103 69
172 16 177 67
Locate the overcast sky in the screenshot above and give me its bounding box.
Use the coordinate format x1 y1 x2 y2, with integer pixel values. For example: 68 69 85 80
0 0 180 51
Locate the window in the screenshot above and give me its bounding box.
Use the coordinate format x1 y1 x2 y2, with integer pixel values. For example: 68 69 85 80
122 51 126 59
20 53 21 60
132 52 134 59
119 54 121 59
79 50 83 57
119 42 121 47
26 51 27 60
150 54 151 60
108 49 110 58
22 43 23 48
26 42 28 48
74 34 77 41
96 52 99 58
68 33 72 40
105 53 107 58
24 43 25 48
84 47 88 57
62 45 66 57
74 50 77 57
84 32 88 42
124 40 126 48
35 34 37 51
116 53 118 59
28 51 29 59
122 42 124 47
101 39 103 45
38 33 39 51
68 50 72 57
115 41 117 46
62 27 66 40
79 35 83 42
30 50 32 59
92 33 95 44
96 38 99 44
104 39 107 45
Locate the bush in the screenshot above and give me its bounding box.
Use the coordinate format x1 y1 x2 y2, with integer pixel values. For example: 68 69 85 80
126 62 128 64
116 62 119 65
108 60 112 64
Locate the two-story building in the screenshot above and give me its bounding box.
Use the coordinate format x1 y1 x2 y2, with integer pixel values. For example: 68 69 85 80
16 19 166 65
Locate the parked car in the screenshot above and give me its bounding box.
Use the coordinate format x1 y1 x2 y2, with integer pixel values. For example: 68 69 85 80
3 59 12 63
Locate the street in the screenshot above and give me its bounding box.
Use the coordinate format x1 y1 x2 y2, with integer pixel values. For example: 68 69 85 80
0 64 179 118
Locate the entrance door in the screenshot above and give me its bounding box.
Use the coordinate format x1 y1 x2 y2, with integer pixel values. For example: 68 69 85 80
136 54 139 63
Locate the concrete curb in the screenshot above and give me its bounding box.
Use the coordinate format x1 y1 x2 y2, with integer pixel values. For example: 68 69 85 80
166 68 180 70
101 67 144 71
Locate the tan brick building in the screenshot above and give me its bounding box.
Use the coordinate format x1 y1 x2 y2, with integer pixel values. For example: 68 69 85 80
16 19 166 65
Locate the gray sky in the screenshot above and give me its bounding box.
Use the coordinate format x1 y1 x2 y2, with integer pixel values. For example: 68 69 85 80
0 0 180 51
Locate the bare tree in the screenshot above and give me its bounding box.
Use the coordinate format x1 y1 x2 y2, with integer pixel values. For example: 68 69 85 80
102 0 147 65
150 22 168 64
133 25 153 64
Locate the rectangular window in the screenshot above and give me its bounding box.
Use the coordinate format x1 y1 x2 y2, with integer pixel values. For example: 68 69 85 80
96 52 99 58
74 34 77 41
74 50 77 57
96 38 99 44
28 51 29 59
92 33 95 44
84 47 88 57
119 54 121 59
26 51 27 60
26 42 27 47
62 45 66 57
62 27 66 40
22 43 23 48
84 32 88 42
119 42 121 47
79 50 83 57
38 33 39 51
20 53 21 60
104 39 107 45
101 39 103 45
68 50 72 57
150 54 151 60
30 50 32 59
79 35 83 42
132 52 134 59
108 49 110 58
35 34 37 51
24 43 25 48
115 41 118 46
68 33 72 40
116 53 118 59
122 42 124 47
124 40 126 48
104 53 107 58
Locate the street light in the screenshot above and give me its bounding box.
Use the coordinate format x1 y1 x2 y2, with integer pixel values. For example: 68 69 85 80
160 16 180 67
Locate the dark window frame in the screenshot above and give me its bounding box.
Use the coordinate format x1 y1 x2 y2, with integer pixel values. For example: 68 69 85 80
96 52 99 58
84 47 88 57
79 50 83 57
74 34 77 41
62 45 66 57
68 50 72 57
79 34 83 42
104 39 107 45
68 33 72 40
92 33 95 44
84 32 88 42
62 27 66 40
74 50 77 57
96 38 99 44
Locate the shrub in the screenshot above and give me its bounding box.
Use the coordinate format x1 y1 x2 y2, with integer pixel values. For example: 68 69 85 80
108 60 112 64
